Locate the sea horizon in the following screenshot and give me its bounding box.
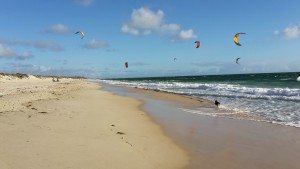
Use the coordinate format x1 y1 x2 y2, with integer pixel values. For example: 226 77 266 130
103 71 299 80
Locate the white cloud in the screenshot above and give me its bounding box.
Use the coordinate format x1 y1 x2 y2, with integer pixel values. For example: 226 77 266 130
0 44 33 60
121 7 196 41
0 38 64 52
121 24 140 35
83 38 109 49
283 24 300 39
161 24 181 34
178 29 197 40
275 24 300 40
131 8 164 29
32 41 64 52
45 24 70 34
76 0 94 6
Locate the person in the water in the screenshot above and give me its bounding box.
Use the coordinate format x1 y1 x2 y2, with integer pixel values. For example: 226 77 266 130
215 100 220 107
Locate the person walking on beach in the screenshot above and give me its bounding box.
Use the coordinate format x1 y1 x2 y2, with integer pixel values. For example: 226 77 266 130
215 100 220 107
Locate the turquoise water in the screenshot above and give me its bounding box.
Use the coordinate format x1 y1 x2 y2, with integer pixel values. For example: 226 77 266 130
102 72 300 127
111 72 300 88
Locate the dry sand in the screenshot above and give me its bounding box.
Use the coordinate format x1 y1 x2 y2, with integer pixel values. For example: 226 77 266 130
0 75 188 169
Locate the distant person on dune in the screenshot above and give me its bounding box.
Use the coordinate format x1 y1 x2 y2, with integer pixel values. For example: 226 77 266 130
215 100 220 107
52 77 59 82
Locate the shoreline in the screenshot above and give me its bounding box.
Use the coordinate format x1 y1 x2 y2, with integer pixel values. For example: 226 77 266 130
0 77 189 169
109 84 299 128
101 83 300 169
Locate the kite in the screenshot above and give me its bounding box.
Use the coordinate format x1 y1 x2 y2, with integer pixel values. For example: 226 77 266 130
173 57 177 61
194 41 200 48
236 57 241 64
233 33 246 46
125 62 128 68
75 31 85 39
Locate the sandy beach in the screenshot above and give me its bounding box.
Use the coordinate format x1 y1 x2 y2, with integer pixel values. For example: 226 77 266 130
1 74 300 169
0 75 188 169
1 1 299 168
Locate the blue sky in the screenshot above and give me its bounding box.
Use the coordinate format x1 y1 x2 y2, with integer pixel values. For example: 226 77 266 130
0 0 299 78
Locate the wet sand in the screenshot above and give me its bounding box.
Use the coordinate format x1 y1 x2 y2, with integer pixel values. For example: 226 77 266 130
102 84 300 169
0 76 188 169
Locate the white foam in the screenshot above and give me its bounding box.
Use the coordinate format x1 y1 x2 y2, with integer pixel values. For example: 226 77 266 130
179 108 239 116
272 121 300 128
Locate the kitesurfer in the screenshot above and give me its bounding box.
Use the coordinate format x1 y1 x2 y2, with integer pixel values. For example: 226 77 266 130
215 100 220 107
195 41 200 48
75 31 85 39
233 33 246 46
236 57 241 64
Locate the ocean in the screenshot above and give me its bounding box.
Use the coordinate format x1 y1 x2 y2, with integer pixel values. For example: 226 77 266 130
101 72 300 127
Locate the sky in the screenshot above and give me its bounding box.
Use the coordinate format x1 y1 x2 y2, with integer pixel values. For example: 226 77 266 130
0 0 299 78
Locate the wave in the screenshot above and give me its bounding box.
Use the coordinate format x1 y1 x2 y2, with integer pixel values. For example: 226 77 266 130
101 80 300 102
180 108 300 128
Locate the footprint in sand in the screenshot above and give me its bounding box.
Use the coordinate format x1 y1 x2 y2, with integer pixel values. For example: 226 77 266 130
109 125 133 147
126 141 133 147
116 131 125 135
109 125 125 136
116 132 133 147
